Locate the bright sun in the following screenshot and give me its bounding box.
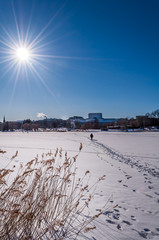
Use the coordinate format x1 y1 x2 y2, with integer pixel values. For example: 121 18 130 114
16 47 30 62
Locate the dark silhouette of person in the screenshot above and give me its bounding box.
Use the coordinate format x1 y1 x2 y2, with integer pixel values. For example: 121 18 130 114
90 133 93 140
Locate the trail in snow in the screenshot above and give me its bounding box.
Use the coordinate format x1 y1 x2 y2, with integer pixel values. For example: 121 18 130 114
92 139 159 178
85 135 159 240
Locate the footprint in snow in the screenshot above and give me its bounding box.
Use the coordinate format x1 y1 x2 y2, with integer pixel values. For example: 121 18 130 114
118 180 122 183
113 213 120 220
114 209 120 213
123 184 128 187
145 194 153 198
125 174 132 180
131 215 136 221
103 210 113 216
144 228 150 232
122 220 132 226
106 219 116 224
137 230 159 239
138 231 148 238
154 192 159 196
147 210 152 214
117 224 122 230
148 180 152 184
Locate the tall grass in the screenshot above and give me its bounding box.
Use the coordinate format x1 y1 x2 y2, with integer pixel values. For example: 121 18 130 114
0 144 106 239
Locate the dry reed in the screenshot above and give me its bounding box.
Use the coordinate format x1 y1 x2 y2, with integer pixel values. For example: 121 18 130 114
0 144 106 239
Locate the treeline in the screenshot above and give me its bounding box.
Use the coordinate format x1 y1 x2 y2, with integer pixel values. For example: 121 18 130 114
0 109 159 131
0 118 67 131
117 116 159 131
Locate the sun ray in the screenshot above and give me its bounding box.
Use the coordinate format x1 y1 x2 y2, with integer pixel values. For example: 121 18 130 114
27 62 65 116
31 59 49 71
31 30 76 53
11 1 21 45
0 50 13 54
6 62 21 116
24 4 35 45
0 24 18 48
0 60 17 80
0 39 16 51
28 62 55 96
30 40 55 52
0 57 16 64
28 4 65 50
28 17 56 50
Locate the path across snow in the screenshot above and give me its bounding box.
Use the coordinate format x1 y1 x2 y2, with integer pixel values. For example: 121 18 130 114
0 131 159 240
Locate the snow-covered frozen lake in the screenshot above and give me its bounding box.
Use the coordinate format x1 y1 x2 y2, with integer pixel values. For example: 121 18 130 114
0 131 159 240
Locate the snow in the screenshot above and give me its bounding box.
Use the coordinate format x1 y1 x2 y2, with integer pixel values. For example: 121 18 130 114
0 131 159 240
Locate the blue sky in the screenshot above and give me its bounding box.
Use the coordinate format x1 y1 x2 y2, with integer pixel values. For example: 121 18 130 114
0 0 159 121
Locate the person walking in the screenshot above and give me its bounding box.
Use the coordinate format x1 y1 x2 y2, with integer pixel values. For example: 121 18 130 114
90 133 93 140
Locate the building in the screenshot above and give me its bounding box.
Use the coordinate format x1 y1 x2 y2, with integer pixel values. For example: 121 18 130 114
88 113 102 120
86 113 117 124
68 113 118 129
